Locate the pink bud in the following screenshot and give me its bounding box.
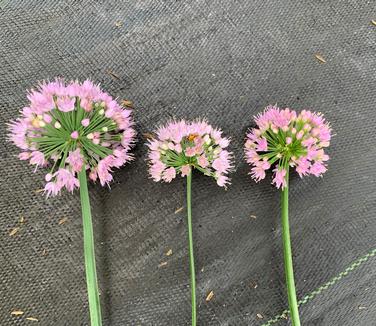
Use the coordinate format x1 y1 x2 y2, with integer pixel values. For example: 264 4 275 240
43 114 52 123
81 118 90 127
71 131 79 139
286 137 292 145
45 173 53 182
18 152 30 160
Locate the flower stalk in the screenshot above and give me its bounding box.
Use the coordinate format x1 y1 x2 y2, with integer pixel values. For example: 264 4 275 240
79 167 102 326
186 171 197 326
146 120 233 325
281 168 300 326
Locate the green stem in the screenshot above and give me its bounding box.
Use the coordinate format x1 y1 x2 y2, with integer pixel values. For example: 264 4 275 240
78 167 102 326
186 171 197 326
281 169 300 326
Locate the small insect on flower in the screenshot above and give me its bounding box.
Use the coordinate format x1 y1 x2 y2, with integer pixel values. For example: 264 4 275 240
147 120 233 187
244 105 331 188
7 79 136 196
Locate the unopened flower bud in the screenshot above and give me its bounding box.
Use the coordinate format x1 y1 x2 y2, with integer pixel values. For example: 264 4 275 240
71 131 79 139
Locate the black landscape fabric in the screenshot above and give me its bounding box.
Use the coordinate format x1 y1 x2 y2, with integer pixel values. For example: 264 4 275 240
1 1 376 325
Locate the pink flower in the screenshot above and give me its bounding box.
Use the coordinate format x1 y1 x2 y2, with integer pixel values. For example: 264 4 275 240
18 152 30 160
181 165 191 177
310 162 327 177
121 128 136 149
256 137 268 151
97 158 114 186
7 119 29 150
147 120 233 187
71 131 79 139
56 168 79 192
66 149 84 172
185 146 196 157
89 169 98 182
197 155 209 168
57 96 75 112
272 168 287 189
150 160 166 181
45 173 53 182
81 118 90 127
250 159 270 182
30 151 46 168
8 79 136 196
44 182 62 197
216 174 230 187
245 105 331 188
295 157 311 177
162 167 176 182
212 157 230 173
43 114 52 123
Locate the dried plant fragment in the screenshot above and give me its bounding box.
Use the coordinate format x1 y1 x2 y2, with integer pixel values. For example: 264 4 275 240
205 290 214 302
315 54 326 63
11 310 24 316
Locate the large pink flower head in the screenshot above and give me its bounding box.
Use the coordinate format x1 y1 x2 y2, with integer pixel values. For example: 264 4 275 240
147 120 233 187
245 105 331 189
8 79 136 196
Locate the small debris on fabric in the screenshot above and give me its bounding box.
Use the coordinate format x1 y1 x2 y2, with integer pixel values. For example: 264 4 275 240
115 21 123 27
26 317 39 321
58 217 68 225
250 214 257 219
143 133 154 140
42 249 48 256
371 20 376 26
19 216 25 223
315 54 326 63
106 70 120 80
205 290 214 302
121 100 133 108
9 227 20 236
158 261 168 268
34 189 44 193
11 310 24 316
358 305 367 310
174 206 184 214
282 314 288 319
256 313 264 319
201 267 205 272
165 249 173 256
249 281 258 289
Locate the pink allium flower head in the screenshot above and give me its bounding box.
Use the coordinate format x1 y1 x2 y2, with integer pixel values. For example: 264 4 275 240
147 120 233 187
245 105 331 188
7 79 136 196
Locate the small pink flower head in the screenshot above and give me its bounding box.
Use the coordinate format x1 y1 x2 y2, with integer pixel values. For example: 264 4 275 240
147 119 233 187
70 131 79 139
245 105 331 188
8 79 136 196
81 118 90 127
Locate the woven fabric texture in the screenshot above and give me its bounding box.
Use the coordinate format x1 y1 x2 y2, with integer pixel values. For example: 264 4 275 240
1 0 375 325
